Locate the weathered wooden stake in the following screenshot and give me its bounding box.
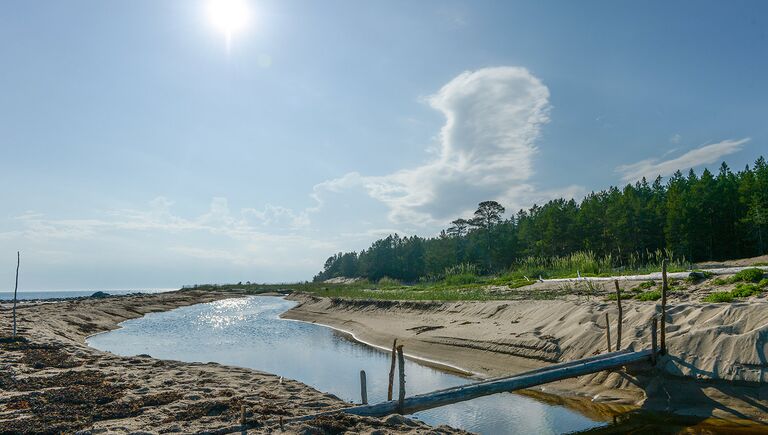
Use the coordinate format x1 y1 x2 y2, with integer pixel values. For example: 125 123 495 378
660 259 668 355
12 251 19 337
604 312 612 352
396 345 406 413
387 338 397 401
614 279 623 351
359 370 368 405
240 404 246 435
651 317 658 366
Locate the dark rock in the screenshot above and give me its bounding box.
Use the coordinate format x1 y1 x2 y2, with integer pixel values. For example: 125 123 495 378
90 291 110 298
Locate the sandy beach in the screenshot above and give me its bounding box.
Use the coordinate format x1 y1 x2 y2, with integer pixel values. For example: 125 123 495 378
282 293 768 425
0 291 465 434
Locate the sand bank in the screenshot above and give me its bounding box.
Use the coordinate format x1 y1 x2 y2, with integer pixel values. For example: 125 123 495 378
282 293 768 424
0 291 464 434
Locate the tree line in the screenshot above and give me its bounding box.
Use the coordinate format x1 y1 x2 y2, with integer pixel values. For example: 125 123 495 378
314 156 768 282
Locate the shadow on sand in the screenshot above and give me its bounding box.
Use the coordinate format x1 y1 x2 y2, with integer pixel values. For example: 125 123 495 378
569 352 768 434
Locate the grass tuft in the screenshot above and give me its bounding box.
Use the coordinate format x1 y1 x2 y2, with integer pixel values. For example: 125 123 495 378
636 290 661 301
704 292 734 303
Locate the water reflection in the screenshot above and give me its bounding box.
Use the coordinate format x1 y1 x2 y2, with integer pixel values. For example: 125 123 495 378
88 296 604 434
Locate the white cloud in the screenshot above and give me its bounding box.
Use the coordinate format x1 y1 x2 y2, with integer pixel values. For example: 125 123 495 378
312 66 555 225
1 197 328 270
616 138 750 182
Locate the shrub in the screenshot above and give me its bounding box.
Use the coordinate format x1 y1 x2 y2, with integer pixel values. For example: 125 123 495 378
731 268 766 283
377 277 401 287
731 283 761 298
711 277 729 286
759 278 768 288
444 263 480 277
444 273 479 286
704 292 734 303
605 292 632 301
443 263 480 286
637 280 656 289
636 290 661 301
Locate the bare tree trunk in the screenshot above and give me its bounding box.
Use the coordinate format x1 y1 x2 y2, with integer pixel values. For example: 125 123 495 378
13 251 20 337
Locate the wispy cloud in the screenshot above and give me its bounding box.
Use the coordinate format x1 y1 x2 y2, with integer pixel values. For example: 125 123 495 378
312 66 564 225
616 138 750 182
1 197 330 270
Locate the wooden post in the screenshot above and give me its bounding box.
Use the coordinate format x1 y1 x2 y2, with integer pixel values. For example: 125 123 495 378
660 259 668 355
604 313 612 353
396 345 406 413
387 339 397 401
651 317 658 366
614 280 623 351
12 251 19 338
359 370 368 405
240 404 246 434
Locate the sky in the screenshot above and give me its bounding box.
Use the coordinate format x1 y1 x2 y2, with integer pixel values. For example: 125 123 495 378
1 0 766 290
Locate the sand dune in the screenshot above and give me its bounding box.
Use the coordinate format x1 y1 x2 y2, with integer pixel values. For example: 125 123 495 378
283 293 768 423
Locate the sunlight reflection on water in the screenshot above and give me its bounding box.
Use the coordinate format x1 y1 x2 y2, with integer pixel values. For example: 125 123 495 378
88 296 604 434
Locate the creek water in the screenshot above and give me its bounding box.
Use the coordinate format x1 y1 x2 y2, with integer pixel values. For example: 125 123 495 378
87 296 606 434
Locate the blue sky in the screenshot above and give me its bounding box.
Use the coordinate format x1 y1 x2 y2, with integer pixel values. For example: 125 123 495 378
1 0 766 290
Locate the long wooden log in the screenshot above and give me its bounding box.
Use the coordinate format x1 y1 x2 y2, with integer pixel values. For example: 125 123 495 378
344 349 653 417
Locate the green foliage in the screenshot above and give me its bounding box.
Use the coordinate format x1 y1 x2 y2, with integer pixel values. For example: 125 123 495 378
637 280 656 289
636 290 662 301
759 278 768 288
731 268 766 283
703 282 762 303
704 292 734 303
377 277 401 287
730 283 761 298
311 157 767 285
444 263 480 276
711 277 729 286
444 273 479 286
605 292 633 301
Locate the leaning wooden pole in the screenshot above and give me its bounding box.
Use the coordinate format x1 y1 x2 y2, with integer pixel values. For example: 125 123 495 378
660 259 668 355
343 349 653 417
604 313 612 352
12 251 19 338
387 339 397 401
396 345 406 413
614 279 623 351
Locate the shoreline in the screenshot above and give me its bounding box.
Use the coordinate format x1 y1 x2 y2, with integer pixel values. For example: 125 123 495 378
1 290 465 434
281 292 768 427
281 316 478 377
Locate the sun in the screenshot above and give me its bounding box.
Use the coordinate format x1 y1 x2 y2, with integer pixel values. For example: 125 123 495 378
207 0 251 49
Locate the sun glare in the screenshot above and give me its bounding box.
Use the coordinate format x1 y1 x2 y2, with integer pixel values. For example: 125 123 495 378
207 0 250 49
